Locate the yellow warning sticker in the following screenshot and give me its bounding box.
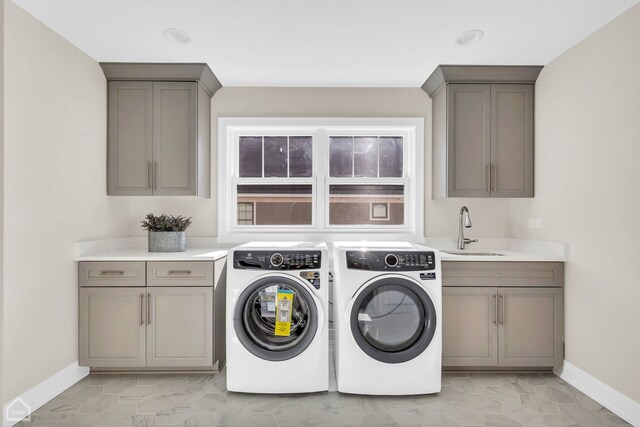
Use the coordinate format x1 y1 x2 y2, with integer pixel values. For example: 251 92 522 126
275 289 294 337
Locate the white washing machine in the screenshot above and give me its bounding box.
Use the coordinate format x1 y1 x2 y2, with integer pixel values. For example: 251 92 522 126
226 242 329 393
333 241 442 395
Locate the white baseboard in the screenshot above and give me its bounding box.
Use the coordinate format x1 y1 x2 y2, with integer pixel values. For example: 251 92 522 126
3 361 89 427
555 361 640 426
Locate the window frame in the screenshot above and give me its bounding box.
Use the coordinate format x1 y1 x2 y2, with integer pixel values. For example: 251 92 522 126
218 117 424 243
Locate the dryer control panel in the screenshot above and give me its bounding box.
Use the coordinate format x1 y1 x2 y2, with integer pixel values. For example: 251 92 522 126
346 251 436 271
234 250 322 270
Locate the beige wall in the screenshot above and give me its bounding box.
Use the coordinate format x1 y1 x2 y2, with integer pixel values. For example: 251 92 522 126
1 0 5 405
127 87 513 239
510 3 640 402
2 1 130 401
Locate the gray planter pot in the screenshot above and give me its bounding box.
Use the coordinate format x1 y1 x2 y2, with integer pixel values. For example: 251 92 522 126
148 231 186 252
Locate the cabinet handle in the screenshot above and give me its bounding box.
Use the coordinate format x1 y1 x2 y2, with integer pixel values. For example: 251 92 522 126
140 293 145 325
491 164 497 192
153 162 158 189
486 165 490 192
147 161 152 189
168 270 192 275
499 294 505 324
100 270 124 276
493 294 497 324
147 292 151 325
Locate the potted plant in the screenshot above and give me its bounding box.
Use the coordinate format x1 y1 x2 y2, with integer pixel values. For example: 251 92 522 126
141 213 193 252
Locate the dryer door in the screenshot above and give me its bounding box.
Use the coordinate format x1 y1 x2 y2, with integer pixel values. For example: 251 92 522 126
350 276 437 363
234 275 319 361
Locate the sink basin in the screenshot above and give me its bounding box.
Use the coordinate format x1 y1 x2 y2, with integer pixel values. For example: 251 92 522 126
442 250 504 256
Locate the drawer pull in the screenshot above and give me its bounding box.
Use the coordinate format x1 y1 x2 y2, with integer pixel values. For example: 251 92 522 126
100 271 125 276
168 270 192 275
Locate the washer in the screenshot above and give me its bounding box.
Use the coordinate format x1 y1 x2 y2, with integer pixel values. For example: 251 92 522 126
333 241 442 395
226 242 329 393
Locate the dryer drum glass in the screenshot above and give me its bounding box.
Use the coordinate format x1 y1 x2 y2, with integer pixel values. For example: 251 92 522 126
243 284 312 351
357 285 425 352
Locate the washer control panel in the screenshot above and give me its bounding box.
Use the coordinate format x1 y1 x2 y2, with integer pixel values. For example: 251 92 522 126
346 251 436 271
234 250 322 270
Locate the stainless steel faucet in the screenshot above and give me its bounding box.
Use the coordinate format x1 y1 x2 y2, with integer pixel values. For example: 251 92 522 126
457 206 478 250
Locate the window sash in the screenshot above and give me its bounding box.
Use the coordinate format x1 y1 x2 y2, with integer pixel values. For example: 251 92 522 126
220 118 423 240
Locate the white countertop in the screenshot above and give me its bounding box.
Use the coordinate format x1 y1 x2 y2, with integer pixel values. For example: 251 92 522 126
75 237 230 262
77 248 228 262
75 237 566 263
425 237 567 262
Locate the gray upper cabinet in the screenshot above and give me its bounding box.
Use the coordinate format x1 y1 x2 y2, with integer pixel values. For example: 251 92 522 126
447 84 491 197
107 81 153 195
152 82 198 195
491 84 534 197
102 63 220 197
424 65 541 198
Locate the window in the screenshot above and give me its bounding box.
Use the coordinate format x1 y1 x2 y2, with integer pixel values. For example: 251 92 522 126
219 118 424 241
237 202 255 225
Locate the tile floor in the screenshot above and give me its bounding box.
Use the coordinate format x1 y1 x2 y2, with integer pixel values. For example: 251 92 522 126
16 369 630 427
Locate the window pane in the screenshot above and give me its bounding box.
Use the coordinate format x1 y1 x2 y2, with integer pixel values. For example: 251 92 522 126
237 184 312 225
354 137 378 177
264 136 288 177
329 184 404 225
379 137 403 177
239 137 262 177
289 136 313 177
237 202 254 225
329 137 353 177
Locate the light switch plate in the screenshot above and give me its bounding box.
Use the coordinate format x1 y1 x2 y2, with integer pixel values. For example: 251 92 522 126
528 219 542 229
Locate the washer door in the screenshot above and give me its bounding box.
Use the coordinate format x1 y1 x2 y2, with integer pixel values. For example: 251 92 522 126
234 275 318 361
350 276 437 363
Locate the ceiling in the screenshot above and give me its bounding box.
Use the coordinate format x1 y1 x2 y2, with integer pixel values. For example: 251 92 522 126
11 0 640 87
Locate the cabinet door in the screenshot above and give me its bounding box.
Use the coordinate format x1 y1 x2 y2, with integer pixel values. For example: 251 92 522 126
490 84 534 197
498 287 563 367
79 287 146 367
146 287 213 367
447 84 491 197
152 82 198 196
107 81 153 195
442 287 498 367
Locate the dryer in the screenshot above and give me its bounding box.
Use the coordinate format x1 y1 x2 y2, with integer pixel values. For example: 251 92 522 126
226 242 329 393
333 242 442 395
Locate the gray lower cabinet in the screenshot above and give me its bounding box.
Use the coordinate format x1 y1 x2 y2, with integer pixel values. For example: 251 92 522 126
498 287 563 367
79 287 146 368
442 287 498 366
424 65 541 199
442 261 564 369
78 260 225 371
103 63 219 197
146 287 213 367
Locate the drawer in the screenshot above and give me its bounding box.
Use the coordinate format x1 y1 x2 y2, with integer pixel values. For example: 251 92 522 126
79 262 146 287
442 261 564 287
147 261 214 287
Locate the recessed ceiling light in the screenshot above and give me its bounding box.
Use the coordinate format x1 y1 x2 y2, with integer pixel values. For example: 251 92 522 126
163 28 190 44
456 29 484 46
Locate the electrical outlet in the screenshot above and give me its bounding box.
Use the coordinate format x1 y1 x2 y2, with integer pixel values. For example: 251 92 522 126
528 219 542 229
